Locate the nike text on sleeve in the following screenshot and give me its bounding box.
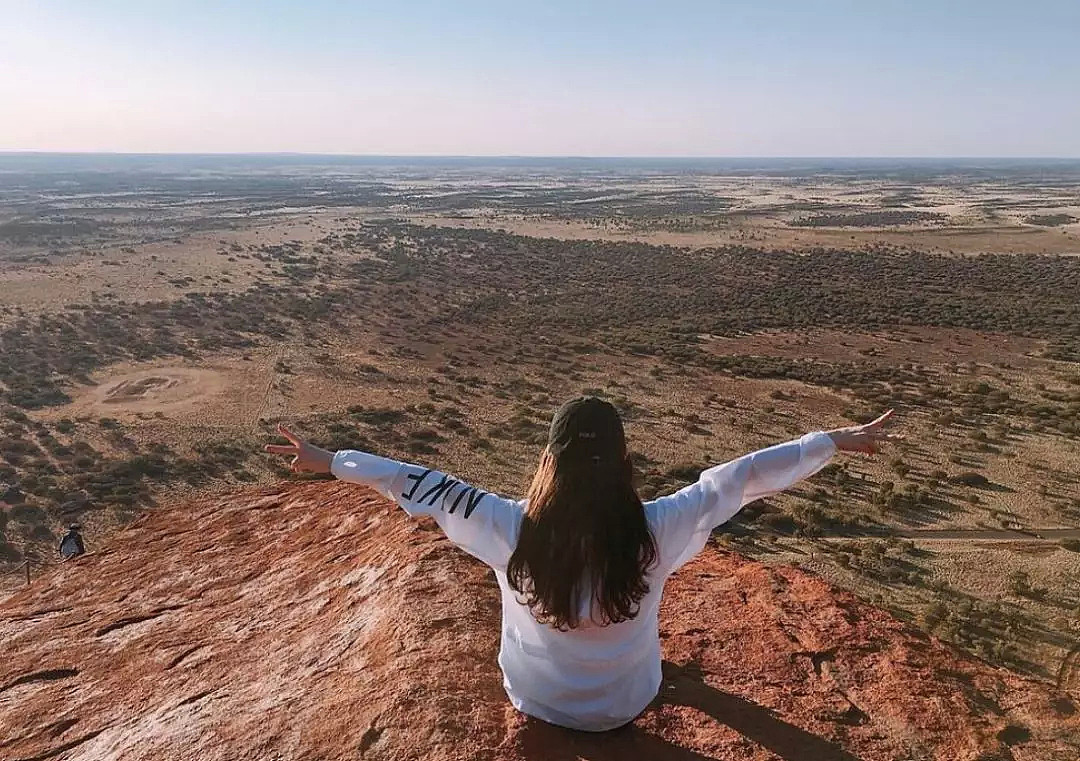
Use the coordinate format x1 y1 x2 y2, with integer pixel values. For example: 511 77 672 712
331 449 520 571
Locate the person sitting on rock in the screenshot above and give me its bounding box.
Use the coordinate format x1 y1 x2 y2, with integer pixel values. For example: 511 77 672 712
265 398 896 732
58 525 86 559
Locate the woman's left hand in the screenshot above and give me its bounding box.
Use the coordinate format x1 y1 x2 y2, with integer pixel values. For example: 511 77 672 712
827 410 899 455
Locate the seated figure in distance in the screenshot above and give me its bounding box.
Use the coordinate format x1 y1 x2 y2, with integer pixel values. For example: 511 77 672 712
59 524 86 559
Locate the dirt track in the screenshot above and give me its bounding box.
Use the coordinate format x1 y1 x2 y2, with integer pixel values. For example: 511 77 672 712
818 528 1080 541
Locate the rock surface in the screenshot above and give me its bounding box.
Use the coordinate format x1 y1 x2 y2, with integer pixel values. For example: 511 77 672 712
1 481 1076 761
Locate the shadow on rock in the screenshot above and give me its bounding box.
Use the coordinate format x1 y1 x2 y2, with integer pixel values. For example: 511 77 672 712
507 661 857 761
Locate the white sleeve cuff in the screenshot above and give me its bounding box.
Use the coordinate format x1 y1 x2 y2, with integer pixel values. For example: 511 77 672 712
331 450 402 497
803 431 838 460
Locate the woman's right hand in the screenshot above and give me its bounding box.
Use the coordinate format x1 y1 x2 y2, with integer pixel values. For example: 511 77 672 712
264 424 334 474
827 410 899 455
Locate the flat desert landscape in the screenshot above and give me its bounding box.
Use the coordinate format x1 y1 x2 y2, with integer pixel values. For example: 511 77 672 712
2 154 1079 691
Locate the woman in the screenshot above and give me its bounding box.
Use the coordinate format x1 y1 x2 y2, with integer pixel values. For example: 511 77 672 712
265 397 896 731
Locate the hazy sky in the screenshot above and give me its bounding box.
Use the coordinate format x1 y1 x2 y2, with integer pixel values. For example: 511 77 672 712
3 0 1078 156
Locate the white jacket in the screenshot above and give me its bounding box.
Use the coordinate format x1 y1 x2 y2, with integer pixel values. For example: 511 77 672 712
332 431 836 731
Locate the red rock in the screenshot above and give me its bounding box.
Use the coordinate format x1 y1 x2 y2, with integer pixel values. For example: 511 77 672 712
1 481 1076 760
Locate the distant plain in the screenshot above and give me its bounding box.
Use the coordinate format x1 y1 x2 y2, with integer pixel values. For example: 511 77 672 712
1 154 1078 689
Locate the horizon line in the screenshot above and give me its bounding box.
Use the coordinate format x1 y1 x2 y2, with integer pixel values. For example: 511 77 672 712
2 150 1079 161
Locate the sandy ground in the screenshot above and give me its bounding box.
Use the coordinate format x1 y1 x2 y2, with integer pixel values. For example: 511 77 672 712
0 215 345 323
411 214 1080 255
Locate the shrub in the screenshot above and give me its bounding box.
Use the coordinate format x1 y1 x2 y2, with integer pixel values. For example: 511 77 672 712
759 511 798 534
10 503 46 523
1008 570 1047 601
409 428 442 442
29 523 54 541
0 537 22 561
949 471 989 487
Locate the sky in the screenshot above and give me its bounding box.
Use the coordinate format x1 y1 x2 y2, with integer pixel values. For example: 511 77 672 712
1 0 1078 157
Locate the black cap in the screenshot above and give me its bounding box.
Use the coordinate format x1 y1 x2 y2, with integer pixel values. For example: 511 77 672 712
547 396 625 462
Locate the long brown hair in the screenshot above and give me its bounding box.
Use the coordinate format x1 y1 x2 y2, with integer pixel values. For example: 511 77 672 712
507 445 658 631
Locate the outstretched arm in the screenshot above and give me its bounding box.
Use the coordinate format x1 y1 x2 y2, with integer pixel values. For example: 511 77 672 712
264 425 521 570
648 411 897 572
